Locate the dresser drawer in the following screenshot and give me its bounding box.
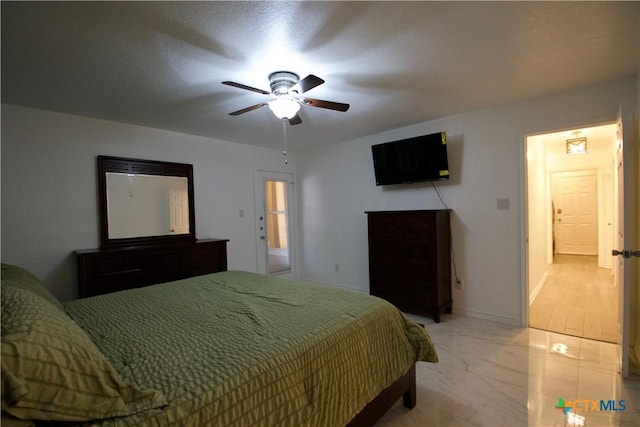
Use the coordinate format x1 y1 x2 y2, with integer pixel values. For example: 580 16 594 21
183 242 227 277
91 252 148 275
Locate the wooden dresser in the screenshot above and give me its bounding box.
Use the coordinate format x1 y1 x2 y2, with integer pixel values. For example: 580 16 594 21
76 238 228 298
366 210 452 323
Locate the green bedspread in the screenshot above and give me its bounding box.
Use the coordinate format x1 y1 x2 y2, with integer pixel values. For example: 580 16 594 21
63 271 438 427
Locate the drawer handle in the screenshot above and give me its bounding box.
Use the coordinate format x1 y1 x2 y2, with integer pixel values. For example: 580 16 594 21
103 268 145 276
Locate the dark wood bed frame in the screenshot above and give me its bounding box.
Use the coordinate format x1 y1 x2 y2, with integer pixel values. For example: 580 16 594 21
347 364 416 426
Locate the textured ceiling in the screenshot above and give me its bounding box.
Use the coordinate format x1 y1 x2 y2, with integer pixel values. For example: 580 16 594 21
2 1 639 152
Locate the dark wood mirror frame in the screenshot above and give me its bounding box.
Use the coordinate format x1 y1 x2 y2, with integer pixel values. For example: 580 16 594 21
98 155 196 248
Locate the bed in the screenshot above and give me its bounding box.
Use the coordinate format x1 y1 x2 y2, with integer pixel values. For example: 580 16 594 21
1 263 438 426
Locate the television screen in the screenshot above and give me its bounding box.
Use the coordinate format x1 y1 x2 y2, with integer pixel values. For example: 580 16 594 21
371 131 449 186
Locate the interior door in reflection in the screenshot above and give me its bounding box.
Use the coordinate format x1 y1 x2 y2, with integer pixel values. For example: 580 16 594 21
170 190 190 234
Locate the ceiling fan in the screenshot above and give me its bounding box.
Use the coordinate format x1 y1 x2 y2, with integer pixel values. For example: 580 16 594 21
222 71 349 125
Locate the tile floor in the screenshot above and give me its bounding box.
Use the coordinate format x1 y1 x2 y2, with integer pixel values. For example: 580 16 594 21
376 315 640 427
529 255 618 343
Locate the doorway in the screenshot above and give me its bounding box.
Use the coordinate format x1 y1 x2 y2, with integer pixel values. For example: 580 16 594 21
526 123 618 343
254 171 295 278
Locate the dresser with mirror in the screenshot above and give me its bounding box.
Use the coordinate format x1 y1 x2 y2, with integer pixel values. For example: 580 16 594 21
76 156 228 298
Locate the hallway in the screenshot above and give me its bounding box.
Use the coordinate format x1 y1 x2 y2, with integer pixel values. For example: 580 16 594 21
529 254 619 343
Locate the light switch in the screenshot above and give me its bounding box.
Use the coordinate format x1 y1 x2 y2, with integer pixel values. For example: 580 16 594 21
497 198 511 210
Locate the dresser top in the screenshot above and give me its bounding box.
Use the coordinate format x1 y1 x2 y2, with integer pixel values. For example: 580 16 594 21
75 238 228 255
365 209 451 214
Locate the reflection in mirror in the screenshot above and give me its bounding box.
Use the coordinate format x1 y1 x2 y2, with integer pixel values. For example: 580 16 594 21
106 173 190 239
98 155 196 248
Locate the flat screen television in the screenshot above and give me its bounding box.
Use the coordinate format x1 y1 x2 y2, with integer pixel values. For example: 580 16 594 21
371 131 449 185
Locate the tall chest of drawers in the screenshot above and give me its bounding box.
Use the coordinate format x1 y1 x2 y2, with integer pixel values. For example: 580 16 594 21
366 210 452 323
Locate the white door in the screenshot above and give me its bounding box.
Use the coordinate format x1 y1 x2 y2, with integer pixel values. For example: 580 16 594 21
613 105 632 378
553 171 598 255
169 190 190 234
255 171 295 278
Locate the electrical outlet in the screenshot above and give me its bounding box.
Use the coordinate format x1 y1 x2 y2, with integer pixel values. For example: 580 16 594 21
454 280 463 290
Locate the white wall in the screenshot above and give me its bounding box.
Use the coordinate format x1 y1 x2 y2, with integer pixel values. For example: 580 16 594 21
296 77 637 325
1 104 296 301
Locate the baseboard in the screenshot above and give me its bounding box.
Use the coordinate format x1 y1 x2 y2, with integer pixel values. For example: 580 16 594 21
452 306 522 326
300 277 522 326
529 270 549 305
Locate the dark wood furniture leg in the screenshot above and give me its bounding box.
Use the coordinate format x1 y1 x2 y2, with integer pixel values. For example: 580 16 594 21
402 364 417 408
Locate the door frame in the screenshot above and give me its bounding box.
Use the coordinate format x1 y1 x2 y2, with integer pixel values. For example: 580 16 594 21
521 123 618 322
254 170 296 278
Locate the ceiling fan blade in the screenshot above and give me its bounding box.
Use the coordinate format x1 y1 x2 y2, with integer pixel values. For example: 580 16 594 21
288 114 302 125
222 81 271 95
300 97 350 112
290 74 324 94
229 102 268 116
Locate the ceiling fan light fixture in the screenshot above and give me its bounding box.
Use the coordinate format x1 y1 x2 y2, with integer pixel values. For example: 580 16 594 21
268 96 300 119
224 71 348 123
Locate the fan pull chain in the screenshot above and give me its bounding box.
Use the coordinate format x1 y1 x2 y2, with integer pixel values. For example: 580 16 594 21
282 118 288 165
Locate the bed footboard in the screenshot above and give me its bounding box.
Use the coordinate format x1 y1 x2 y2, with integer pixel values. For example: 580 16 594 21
346 364 416 427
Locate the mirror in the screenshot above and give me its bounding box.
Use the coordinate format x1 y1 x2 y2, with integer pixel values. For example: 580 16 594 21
98 156 196 248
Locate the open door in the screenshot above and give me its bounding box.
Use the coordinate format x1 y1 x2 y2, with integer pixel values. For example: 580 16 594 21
255 171 296 278
612 103 640 378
